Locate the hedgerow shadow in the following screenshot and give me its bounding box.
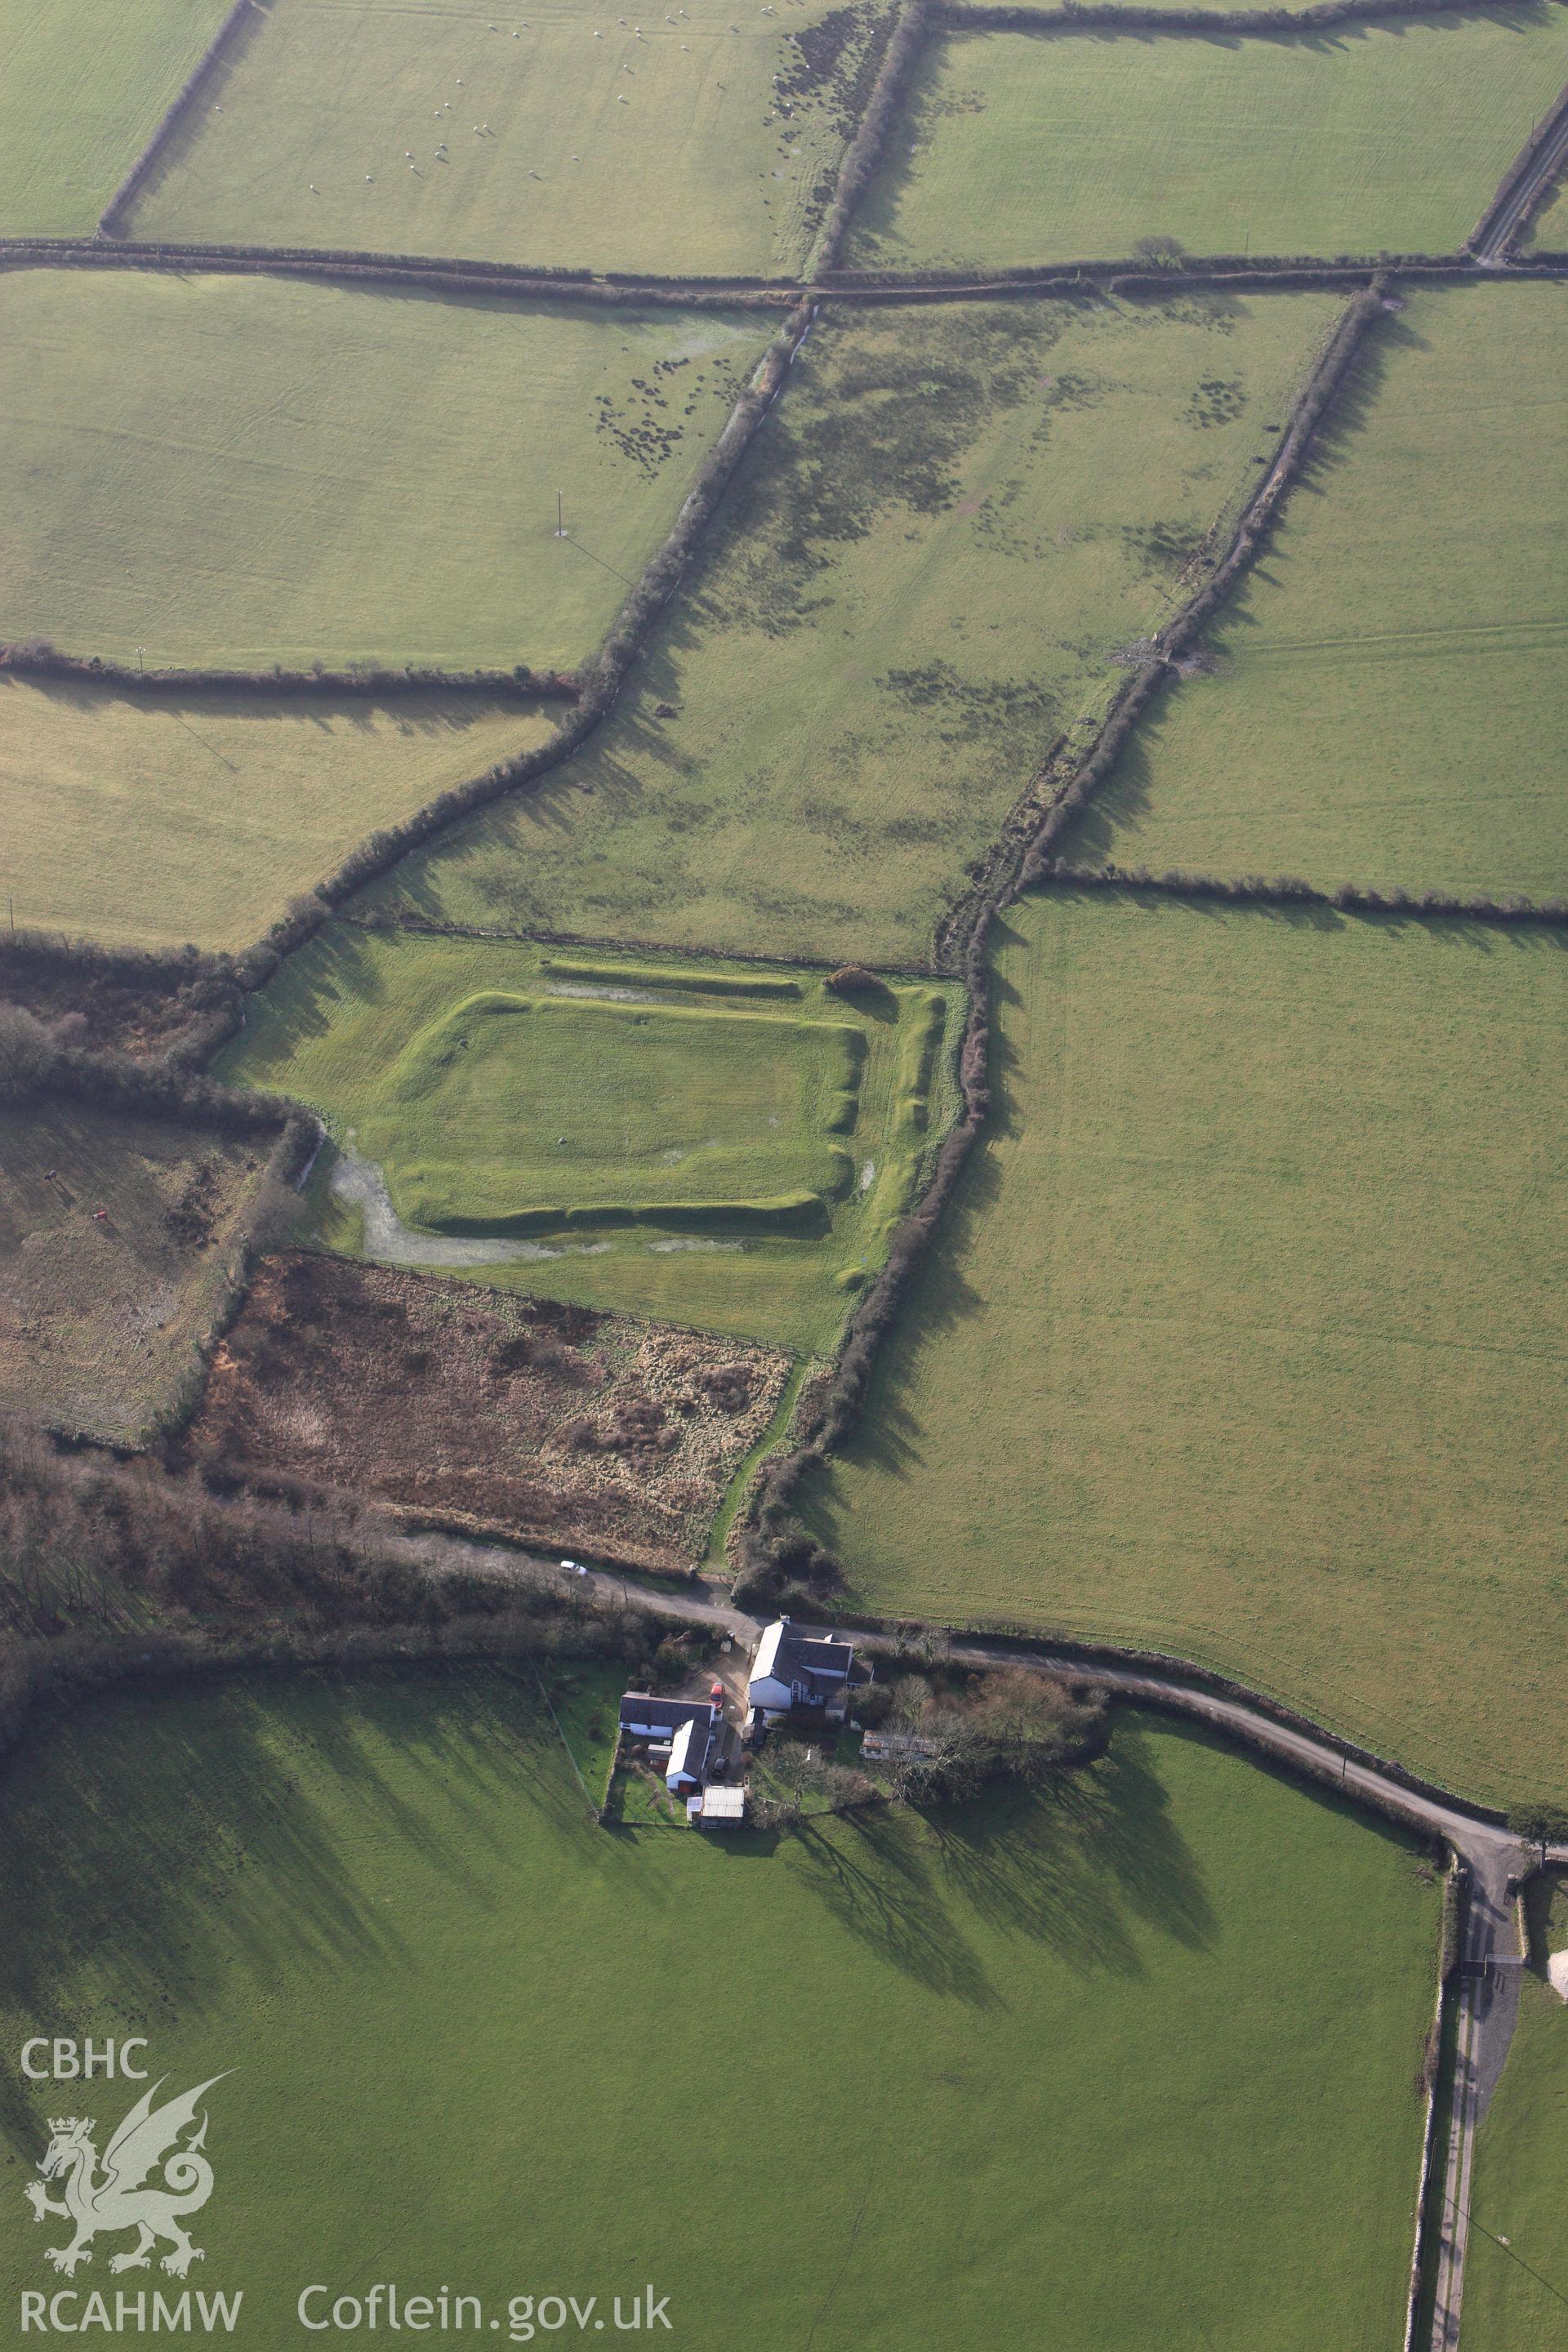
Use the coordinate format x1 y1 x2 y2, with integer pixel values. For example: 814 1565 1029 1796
0 1664 594 2151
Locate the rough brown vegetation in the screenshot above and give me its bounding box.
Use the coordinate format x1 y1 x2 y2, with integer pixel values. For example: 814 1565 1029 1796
0 936 240 1062
0 1103 270 1441
185 1256 791 1572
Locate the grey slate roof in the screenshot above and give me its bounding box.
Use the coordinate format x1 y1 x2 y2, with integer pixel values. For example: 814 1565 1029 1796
619 1693 718 1742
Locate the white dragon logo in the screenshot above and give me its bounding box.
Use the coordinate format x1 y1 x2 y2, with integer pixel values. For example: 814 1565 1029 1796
24 2075 229 2279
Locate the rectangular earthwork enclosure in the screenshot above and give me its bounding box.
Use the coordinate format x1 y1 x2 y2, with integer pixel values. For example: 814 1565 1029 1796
218 929 960 1352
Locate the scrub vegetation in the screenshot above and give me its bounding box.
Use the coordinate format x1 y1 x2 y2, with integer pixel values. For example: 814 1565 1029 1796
0 1100 267 1441
0 270 769 673
363 292 1340 967
187 1253 791 1571
0 1677 1441 2352
802 890 1568 1808
846 11 1568 267
1071 284 1568 898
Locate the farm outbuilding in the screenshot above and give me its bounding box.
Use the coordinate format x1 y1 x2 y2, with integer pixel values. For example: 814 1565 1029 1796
618 1692 724 1792
693 1784 746 1828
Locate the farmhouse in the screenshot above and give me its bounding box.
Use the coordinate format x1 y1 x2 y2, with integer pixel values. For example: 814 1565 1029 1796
746 1618 859 1726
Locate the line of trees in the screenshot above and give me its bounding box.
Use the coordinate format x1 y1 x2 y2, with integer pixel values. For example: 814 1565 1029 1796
737 286 1388 1586
0 929 243 1067
813 0 935 269
1034 860 1568 928
8 238 794 310
1021 283 1385 880
0 644 575 702
0 996 303 1138
0 1411 665 1766
1464 78 1568 254
933 0 1517 34
818 252 1463 292
222 304 813 990
98 0 259 238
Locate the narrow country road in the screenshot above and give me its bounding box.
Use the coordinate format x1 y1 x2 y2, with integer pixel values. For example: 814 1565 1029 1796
1426 1842 1528 2350
1472 87 1568 262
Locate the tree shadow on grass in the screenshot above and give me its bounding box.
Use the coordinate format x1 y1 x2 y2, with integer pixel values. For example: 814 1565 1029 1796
789 1806 1003 2008
230 917 394 1063
0 672 537 743
789 1713 1216 2001
926 1717 1217 1976
0 1663 592 2152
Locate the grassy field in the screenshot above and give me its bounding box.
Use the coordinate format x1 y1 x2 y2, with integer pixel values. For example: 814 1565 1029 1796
0 270 768 671
0 0 232 234
217 927 960 1352
1521 165 1568 247
362 292 1340 967
801 891 1568 1808
128 0 887 274
0 1671 1441 2350
0 673 555 954
1071 285 1568 899
1462 1874 1568 2350
0 1101 265 1441
845 12 1568 269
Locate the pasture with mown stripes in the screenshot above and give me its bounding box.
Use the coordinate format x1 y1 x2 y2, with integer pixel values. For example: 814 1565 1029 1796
0 673 558 955
847 11 1568 270
0 270 770 674
125 0 892 274
1067 283 1568 900
0 0 233 234
802 889 1568 1809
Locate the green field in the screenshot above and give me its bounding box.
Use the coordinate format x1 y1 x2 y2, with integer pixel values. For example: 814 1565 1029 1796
217 928 959 1351
363 292 1340 967
0 0 231 234
1071 285 1568 899
0 1101 265 1441
128 0 886 275
1521 164 1568 247
0 1670 1441 2350
0 673 556 954
372 995 862 1232
1462 1875 1568 2350
845 14 1568 269
801 891 1568 1807
0 270 769 670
